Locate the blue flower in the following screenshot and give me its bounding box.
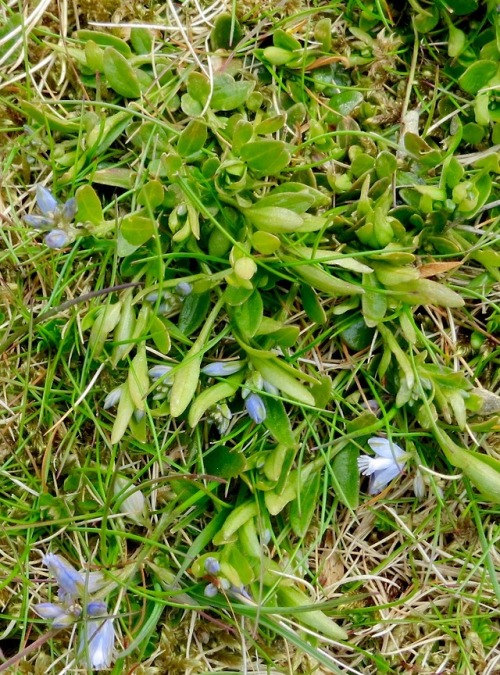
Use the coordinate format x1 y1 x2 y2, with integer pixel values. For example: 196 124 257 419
79 601 115 670
33 553 115 671
244 392 266 424
45 229 70 249
24 185 78 249
201 361 244 377
358 437 407 494
204 557 221 575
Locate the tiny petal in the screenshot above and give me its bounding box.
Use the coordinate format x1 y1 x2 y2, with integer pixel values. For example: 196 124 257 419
114 476 147 525
103 387 122 410
204 583 218 598
33 602 76 627
358 437 407 495
367 437 406 461
43 553 84 600
201 361 244 377
80 614 115 670
148 365 173 382
24 214 53 229
133 409 145 423
175 282 192 296
62 197 77 221
204 557 220 575
45 229 69 249
86 601 107 617
413 472 426 499
245 393 266 424
36 185 58 216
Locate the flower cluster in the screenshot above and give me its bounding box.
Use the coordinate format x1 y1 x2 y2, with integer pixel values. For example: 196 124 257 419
201 362 279 426
357 437 408 494
202 557 251 601
33 553 115 670
24 186 79 249
145 282 192 315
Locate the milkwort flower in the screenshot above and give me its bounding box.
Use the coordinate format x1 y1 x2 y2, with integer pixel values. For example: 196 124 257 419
24 185 78 249
357 437 408 494
33 553 115 671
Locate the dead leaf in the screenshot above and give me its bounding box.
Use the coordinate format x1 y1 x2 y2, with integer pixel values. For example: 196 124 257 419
418 261 462 278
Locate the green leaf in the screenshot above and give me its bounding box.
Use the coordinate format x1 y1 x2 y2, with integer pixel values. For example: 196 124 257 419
459 61 497 95
121 213 156 246
103 47 141 98
76 30 132 57
284 257 364 297
232 291 263 338
254 192 315 213
170 352 203 418
240 140 291 175
188 376 242 427
187 72 211 106
211 73 254 111
149 316 171 354
178 292 211 337
89 303 121 357
111 383 134 444
276 586 348 641
138 180 164 209
331 445 359 509
327 90 364 122
263 397 296 447
76 185 103 225
213 501 259 545
290 471 321 537
211 13 243 49
130 27 153 55
177 120 207 157
204 446 246 479
391 278 465 308
244 206 303 233
300 284 327 325
128 347 149 411
251 357 315 406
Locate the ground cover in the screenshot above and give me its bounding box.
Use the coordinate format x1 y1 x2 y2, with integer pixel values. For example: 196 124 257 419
0 0 499 673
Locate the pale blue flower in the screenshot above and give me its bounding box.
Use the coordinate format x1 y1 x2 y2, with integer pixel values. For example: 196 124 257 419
358 438 407 494
204 583 218 598
36 185 58 216
42 553 86 601
79 601 115 670
148 365 173 382
245 392 266 424
201 361 244 377
34 553 115 671
24 185 79 248
204 557 220 575
33 602 78 627
103 386 123 410
45 229 69 249
175 282 192 296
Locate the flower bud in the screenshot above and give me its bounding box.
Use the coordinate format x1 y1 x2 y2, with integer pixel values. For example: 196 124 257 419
201 361 244 377
175 282 192 296
204 583 218 598
45 229 69 249
204 557 220 575
36 185 58 216
103 387 123 410
245 393 266 424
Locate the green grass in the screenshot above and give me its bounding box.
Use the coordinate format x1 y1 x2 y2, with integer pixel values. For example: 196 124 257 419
1 0 500 673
